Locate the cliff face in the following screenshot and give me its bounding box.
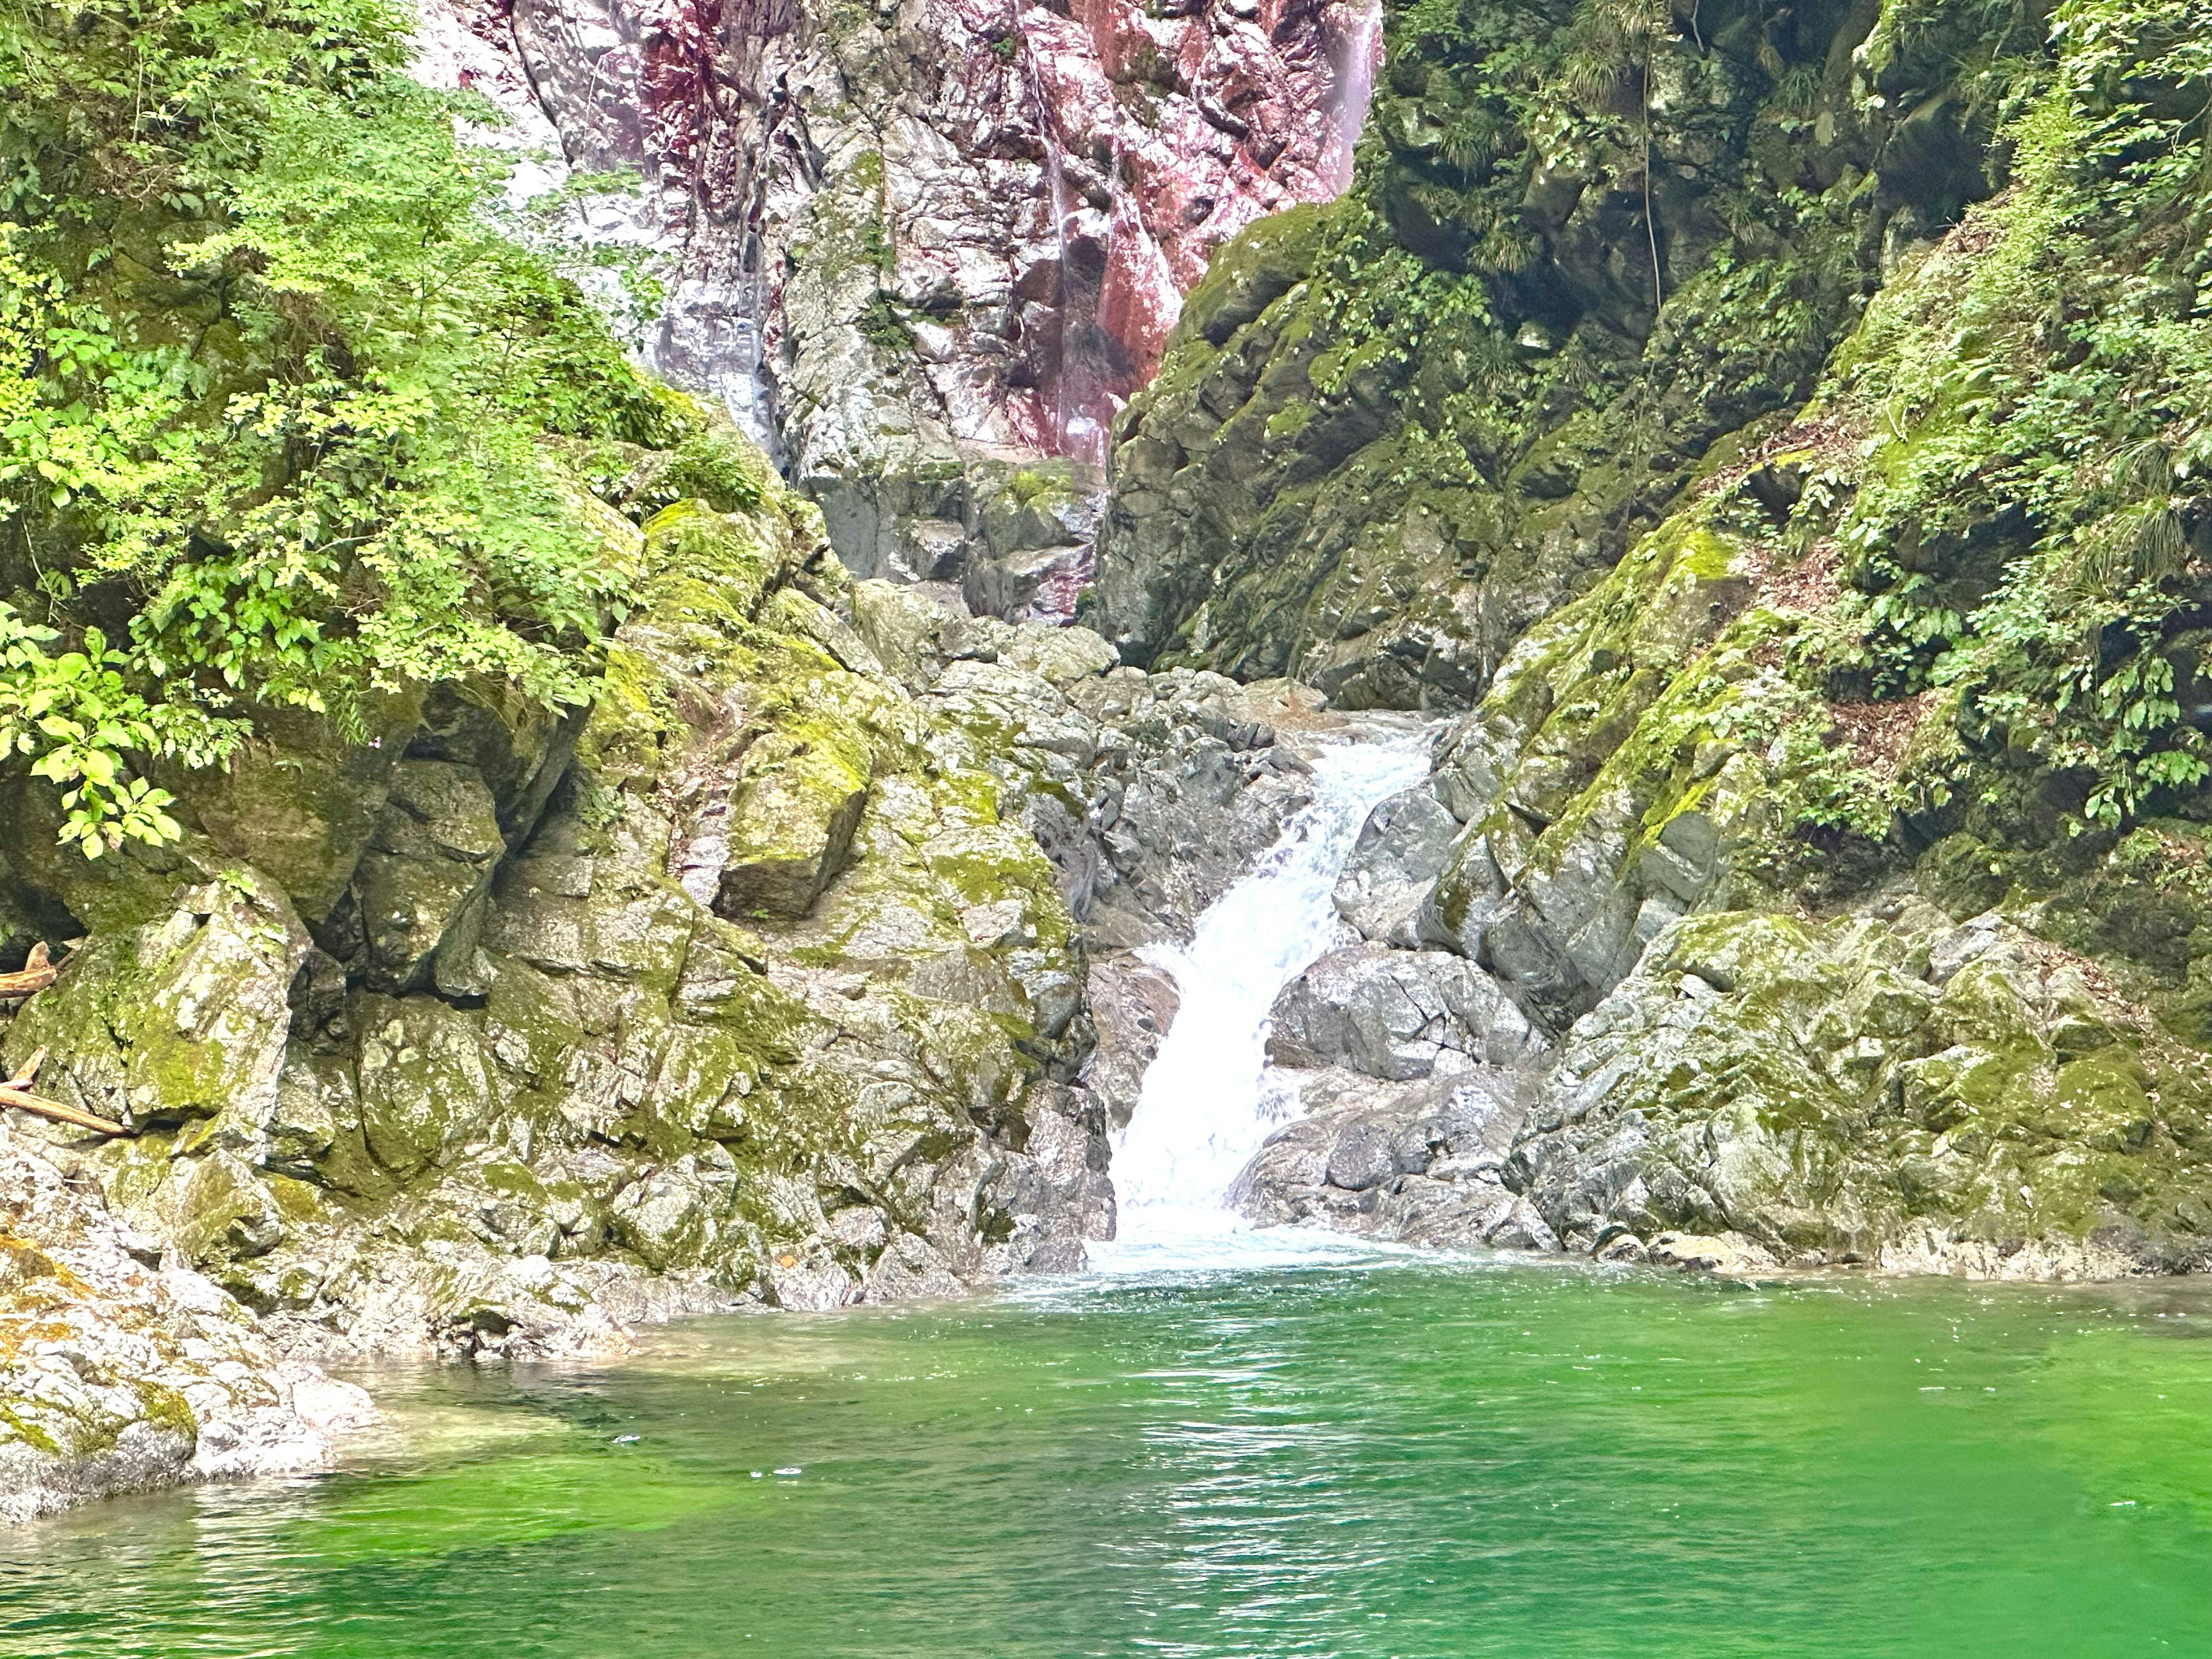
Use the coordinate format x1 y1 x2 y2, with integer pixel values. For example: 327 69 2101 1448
1193 0 2212 1274
1093 0 2001 703
1 435 1087 1347
422 0 1380 612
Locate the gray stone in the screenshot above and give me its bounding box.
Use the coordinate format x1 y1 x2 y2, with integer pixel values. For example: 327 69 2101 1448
1334 785 1461 945
1267 943 1546 1080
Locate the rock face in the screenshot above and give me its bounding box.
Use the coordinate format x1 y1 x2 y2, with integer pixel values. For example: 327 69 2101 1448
1234 463 2212 1275
0 1128 375 1523
1150 0 2212 1281
1092 0 2003 703
0 392 1363 1516
418 0 1381 603
0 430 1161 1404
1233 1067 1555 1250
1509 907 2212 1275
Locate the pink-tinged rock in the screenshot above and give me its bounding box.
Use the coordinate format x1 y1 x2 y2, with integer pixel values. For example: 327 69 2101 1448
416 0 1381 588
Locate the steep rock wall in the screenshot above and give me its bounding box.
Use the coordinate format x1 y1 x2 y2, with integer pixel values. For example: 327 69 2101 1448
1093 0 2009 704
421 0 1382 610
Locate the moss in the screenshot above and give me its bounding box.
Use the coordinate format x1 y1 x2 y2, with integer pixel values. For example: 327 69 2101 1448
0 1404 61 1456
132 1381 198 1446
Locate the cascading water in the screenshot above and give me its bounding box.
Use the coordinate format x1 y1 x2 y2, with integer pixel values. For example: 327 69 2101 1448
1093 730 1431 1271
1320 0 1385 196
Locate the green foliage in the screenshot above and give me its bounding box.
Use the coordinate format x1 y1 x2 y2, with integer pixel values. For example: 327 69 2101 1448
859 290 918 354
0 603 230 854
0 0 669 853
1800 0 2212 830
1274 0 1870 495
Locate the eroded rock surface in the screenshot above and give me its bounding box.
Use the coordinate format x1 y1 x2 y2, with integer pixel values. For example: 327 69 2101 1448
418 0 1381 602
1232 1068 1553 1250
0 1129 374 1523
0 406 1367 1529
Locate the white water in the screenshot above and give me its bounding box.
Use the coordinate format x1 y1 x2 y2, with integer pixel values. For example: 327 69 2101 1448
1320 0 1385 196
1090 730 1432 1276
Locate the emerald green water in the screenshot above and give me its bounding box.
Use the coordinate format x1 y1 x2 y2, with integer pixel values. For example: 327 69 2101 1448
4 1258 2207 1658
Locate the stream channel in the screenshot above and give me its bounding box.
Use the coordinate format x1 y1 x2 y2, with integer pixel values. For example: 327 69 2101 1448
2 738 2206 1658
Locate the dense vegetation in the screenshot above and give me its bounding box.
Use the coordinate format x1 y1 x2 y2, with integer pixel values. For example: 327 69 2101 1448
1108 0 2212 838
1805 0 2212 830
0 0 684 855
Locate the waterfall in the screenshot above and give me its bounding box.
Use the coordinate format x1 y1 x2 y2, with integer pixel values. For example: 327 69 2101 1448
1320 0 1384 196
1094 731 1431 1270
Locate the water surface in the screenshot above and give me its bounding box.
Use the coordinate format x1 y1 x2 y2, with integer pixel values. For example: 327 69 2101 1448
12 734 2206 1656
4 1259 2205 1658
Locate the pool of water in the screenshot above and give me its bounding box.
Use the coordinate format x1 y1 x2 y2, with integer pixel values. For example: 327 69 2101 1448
4 1256 2206 1658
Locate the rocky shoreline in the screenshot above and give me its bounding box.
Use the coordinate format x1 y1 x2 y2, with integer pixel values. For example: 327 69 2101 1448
0 433 1375 1518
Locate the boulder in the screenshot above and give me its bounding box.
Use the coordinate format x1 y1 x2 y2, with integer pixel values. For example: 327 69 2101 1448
714 732 871 921
1230 1068 1543 1250
350 759 506 993
1334 785 1461 945
0 1128 373 1523
1267 943 1545 1080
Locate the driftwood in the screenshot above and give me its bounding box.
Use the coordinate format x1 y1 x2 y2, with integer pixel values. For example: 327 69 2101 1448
0 1047 128 1137
0 941 58 1001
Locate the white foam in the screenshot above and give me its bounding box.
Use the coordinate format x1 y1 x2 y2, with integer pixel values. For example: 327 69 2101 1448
1090 732 1432 1275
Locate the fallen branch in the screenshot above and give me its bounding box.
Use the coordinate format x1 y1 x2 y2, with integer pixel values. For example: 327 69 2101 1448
0 941 59 1001
0 1048 128 1137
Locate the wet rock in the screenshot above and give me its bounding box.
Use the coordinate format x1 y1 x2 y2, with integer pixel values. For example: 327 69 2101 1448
1090 0 1940 697
1232 1067 1545 1250
1267 942 1546 1080
1503 910 2212 1272
0 1128 374 1523
420 0 1373 605
1334 785 1460 945
1084 955 1180 1128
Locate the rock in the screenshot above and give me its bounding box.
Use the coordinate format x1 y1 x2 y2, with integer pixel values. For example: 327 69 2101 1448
0 1127 373 1523
1646 1232 1778 1276
4 873 309 1134
1089 0 1997 698
185 699 418 925
1502 909 2212 1271
351 758 506 992
1267 942 1546 1080
606 1155 733 1275
421 0 1375 605
715 731 872 922
1084 954 1180 1128
1231 1067 1538 1250
1064 667 1322 946
1335 785 1461 945
353 997 497 1180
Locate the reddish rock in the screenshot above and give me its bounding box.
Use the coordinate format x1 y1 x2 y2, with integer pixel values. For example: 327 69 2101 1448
416 0 1378 590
